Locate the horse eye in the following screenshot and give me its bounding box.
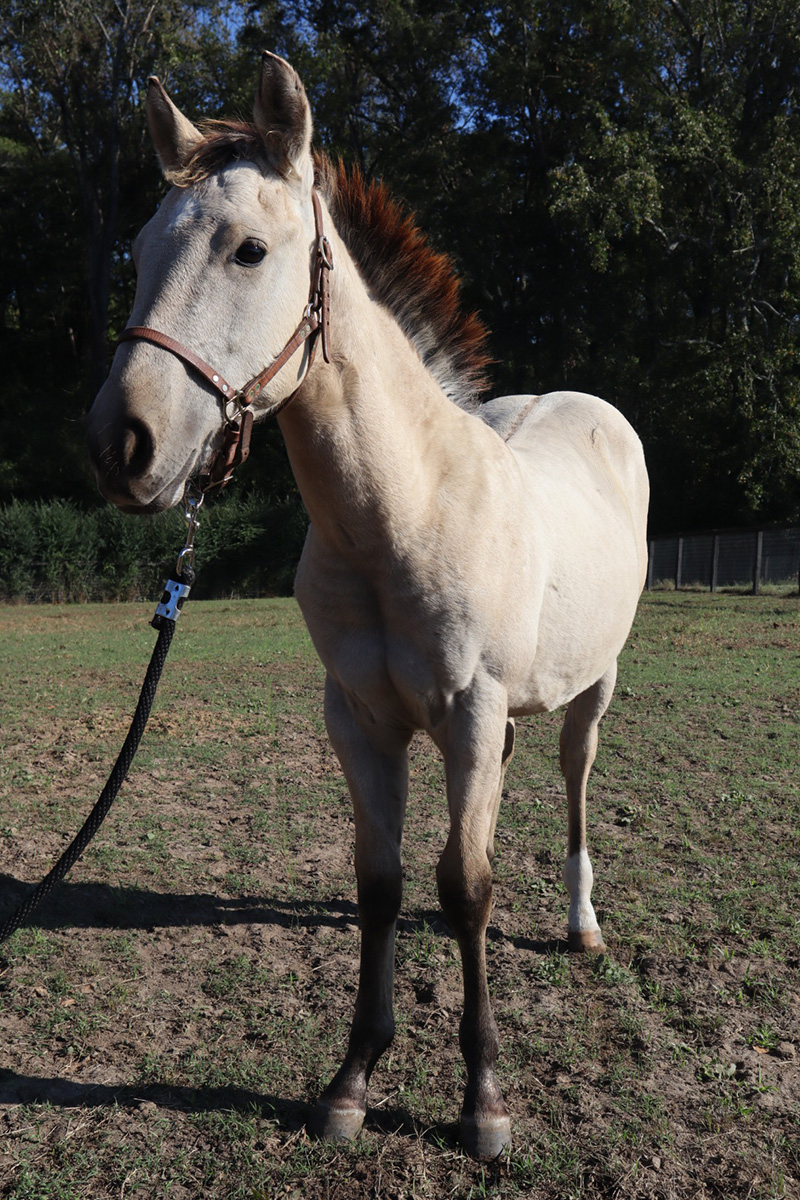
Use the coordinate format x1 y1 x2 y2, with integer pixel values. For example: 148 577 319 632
234 239 267 266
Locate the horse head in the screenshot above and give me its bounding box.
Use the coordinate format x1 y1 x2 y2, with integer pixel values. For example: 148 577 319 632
86 53 318 512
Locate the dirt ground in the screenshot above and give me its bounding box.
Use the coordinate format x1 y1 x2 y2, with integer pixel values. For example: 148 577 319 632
1 595 799 1197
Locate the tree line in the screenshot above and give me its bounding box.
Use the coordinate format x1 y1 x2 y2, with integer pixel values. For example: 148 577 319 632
1 0 798 545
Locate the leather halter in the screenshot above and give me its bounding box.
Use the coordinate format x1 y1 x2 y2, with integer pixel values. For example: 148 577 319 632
116 189 333 490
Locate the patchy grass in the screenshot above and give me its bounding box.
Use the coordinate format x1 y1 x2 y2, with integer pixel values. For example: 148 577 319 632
0 591 798 1198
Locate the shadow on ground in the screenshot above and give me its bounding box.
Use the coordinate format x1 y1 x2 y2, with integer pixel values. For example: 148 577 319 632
0 1067 459 1152
0 874 563 956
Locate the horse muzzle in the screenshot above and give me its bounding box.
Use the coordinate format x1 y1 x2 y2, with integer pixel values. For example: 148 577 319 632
85 396 200 514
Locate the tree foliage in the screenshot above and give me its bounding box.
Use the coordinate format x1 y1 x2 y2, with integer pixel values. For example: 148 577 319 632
1 0 798 535
0 0 248 498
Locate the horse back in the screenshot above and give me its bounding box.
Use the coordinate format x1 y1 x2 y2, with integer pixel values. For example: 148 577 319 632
482 390 649 585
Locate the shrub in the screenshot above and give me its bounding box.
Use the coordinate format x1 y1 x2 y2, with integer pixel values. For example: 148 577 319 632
0 492 307 602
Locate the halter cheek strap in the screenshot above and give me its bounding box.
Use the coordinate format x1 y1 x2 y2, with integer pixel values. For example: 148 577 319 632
115 188 333 491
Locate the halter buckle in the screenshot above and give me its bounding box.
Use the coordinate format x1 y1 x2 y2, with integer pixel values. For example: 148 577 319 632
318 234 334 271
222 389 247 429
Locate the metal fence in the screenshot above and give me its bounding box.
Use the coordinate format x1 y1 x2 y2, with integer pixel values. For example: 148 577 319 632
647 525 800 593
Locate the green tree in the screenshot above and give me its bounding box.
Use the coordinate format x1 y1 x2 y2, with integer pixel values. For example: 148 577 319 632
643 0 800 526
450 0 800 529
2 0 799 539
0 0 248 500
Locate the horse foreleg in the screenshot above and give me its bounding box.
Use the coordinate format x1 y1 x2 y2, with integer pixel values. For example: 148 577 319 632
309 676 410 1142
559 661 617 953
487 718 515 864
436 690 512 1160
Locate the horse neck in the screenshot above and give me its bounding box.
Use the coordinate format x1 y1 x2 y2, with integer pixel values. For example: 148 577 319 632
277 226 469 552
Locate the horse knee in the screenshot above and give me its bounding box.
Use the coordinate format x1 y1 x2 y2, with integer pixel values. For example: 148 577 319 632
357 868 402 928
436 849 493 937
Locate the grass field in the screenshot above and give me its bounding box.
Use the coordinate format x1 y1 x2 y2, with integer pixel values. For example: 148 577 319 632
0 590 798 1198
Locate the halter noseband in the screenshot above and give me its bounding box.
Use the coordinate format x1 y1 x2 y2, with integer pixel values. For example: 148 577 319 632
116 188 333 491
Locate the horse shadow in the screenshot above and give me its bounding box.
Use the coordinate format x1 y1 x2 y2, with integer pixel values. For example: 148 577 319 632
0 873 562 954
0 1067 459 1150
0 872 362 935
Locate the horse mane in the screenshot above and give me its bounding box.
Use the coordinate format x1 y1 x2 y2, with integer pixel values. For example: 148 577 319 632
314 155 491 407
176 124 492 408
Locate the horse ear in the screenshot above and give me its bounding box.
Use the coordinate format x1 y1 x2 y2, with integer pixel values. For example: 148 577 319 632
253 52 313 175
146 77 203 180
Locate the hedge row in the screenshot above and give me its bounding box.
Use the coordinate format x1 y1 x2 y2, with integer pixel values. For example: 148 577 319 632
0 493 308 602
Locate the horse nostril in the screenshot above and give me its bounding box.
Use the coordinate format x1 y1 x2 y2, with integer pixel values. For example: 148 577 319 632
121 418 155 477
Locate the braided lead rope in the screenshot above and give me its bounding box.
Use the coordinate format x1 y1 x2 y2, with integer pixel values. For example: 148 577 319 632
0 494 202 949
0 618 175 945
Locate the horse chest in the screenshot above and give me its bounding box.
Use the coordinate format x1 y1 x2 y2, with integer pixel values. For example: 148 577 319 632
297 568 483 733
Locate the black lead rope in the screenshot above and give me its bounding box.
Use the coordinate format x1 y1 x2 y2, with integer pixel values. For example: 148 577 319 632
0 618 175 945
0 491 202 949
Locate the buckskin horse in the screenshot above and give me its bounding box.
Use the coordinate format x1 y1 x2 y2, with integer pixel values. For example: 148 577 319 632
86 52 649 1159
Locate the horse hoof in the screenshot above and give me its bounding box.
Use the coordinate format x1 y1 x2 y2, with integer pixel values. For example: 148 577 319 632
568 928 606 954
308 1098 366 1142
459 1113 512 1161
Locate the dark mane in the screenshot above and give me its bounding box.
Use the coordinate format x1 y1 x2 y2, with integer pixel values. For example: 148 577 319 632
315 155 491 407
177 124 492 407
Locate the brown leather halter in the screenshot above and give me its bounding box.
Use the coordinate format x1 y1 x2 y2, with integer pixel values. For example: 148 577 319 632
116 189 333 491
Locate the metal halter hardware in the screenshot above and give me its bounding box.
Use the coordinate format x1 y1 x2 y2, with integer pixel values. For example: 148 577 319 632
116 188 333 491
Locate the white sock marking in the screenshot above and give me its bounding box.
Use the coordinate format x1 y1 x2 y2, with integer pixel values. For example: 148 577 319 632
562 848 600 933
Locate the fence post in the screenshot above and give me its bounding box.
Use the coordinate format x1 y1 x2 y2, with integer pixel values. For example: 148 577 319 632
676 537 684 590
710 533 719 592
753 530 763 595
647 541 654 590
